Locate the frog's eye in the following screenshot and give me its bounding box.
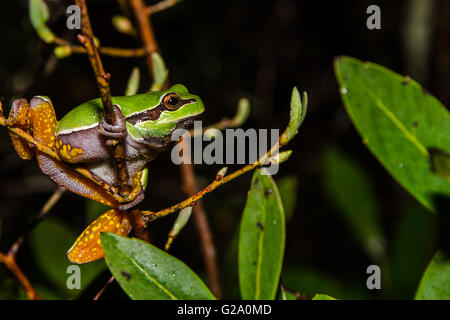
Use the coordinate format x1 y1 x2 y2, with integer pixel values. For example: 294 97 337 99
163 93 182 110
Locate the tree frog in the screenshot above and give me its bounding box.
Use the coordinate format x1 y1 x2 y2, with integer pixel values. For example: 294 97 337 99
6 84 204 210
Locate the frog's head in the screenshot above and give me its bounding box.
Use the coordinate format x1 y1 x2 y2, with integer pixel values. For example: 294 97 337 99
126 84 204 149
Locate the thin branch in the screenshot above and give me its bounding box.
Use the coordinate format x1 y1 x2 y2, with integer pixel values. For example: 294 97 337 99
179 151 222 298
53 36 145 58
0 187 64 300
8 187 65 257
75 0 132 196
129 0 159 73
142 86 308 223
146 0 183 15
141 140 284 224
129 0 222 298
0 253 41 300
93 275 115 300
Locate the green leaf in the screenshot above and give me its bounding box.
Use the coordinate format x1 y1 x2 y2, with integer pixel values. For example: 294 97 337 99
112 15 137 37
29 0 55 43
233 98 251 126
101 233 216 300
238 169 285 300
277 175 299 221
312 294 337 300
391 204 436 299
415 250 450 299
150 52 169 91
280 87 308 145
334 56 450 215
125 67 140 96
53 46 72 59
30 218 105 298
322 145 385 261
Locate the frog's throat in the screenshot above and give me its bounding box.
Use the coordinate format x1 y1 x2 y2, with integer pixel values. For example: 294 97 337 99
127 116 195 152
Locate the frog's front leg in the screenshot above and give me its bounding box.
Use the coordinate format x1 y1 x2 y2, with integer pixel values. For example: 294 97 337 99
98 104 127 141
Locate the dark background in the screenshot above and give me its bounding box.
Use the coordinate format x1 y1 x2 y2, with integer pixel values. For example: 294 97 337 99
0 0 448 299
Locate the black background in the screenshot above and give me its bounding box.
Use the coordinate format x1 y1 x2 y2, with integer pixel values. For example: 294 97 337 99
0 0 449 300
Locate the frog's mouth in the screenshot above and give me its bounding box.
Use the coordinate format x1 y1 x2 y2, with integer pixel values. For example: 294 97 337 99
175 117 195 131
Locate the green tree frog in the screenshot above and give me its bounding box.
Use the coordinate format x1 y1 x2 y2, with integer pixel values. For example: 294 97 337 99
6 84 204 211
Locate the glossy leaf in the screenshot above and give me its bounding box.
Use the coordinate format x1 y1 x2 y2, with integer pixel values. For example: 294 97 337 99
334 56 450 215
101 233 216 300
415 250 450 299
239 169 285 300
322 145 385 261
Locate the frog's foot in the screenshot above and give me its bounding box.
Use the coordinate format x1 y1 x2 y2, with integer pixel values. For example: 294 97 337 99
99 104 127 140
6 98 35 160
117 192 145 210
113 181 145 210
67 209 132 264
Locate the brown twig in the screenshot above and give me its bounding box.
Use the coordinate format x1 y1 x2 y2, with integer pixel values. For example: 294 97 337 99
93 275 115 300
142 158 262 224
146 0 183 15
129 0 223 298
129 0 159 72
0 253 41 300
8 187 65 258
0 187 64 300
179 151 222 298
75 0 132 196
53 36 145 58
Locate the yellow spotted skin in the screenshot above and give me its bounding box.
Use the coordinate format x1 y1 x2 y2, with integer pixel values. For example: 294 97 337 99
55 138 84 162
6 97 146 264
67 209 132 264
7 99 34 160
5 97 143 209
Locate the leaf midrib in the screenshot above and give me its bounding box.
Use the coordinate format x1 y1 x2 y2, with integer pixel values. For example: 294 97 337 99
254 194 266 300
127 254 179 300
352 71 430 157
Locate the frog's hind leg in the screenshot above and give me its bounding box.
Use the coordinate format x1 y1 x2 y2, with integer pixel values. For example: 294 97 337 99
29 97 122 208
67 209 132 264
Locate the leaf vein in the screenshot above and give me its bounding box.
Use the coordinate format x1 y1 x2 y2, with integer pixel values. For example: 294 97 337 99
128 256 179 300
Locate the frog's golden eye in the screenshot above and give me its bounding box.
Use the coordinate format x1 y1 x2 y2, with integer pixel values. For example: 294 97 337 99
163 93 182 110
